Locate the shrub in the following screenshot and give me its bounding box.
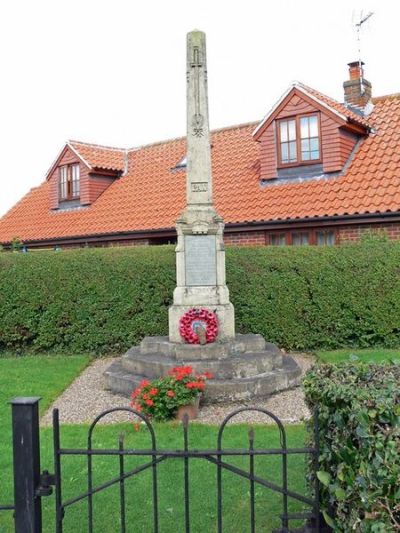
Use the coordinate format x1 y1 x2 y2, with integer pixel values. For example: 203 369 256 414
303 362 400 532
0 239 399 354
0 246 176 354
130 366 213 421
227 238 400 350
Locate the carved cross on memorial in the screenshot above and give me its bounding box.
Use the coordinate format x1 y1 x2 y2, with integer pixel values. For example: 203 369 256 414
191 46 204 138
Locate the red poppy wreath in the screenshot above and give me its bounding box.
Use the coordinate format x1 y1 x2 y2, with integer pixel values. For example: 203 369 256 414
179 308 218 344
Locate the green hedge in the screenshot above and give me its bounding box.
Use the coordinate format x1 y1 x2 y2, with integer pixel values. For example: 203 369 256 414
303 362 400 532
0 239 400 354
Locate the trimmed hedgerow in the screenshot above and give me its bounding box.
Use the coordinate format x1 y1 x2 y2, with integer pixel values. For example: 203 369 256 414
0 247 175 354
303 362 400 532
0 238 400 354
228 237 400 350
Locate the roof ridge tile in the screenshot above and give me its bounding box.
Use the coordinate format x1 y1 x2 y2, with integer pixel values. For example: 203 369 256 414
69 140 126 152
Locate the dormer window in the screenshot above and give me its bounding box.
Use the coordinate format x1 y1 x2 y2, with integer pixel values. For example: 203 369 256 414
278 114 321 167
59 164 80 200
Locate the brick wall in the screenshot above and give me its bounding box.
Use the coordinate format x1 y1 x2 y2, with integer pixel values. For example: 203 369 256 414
338 223 400 242
18 222 400 250
109 239 150 247
226 223 400 246
224 231 266 246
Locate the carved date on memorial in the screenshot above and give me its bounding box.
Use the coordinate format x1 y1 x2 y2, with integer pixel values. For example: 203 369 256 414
185 235 217 286
191 182 208 193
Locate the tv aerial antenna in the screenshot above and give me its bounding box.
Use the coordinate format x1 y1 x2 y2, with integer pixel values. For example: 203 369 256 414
353 11 374 94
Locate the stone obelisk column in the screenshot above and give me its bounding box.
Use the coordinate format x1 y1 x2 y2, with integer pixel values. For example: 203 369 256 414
168 30 235 344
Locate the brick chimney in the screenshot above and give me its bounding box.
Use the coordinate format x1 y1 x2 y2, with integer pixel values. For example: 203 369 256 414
343 61 372 108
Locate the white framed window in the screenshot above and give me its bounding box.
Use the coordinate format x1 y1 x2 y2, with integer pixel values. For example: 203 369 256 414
59 164 80 200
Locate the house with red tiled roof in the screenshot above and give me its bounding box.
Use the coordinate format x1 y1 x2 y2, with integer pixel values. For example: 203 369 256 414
1 62 400 249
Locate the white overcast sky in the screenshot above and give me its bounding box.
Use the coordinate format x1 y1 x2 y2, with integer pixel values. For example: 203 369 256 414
0 0 399 216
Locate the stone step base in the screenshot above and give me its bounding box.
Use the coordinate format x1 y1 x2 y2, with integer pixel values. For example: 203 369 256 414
139 333 277 360
104 355 301 404
122 348 283 379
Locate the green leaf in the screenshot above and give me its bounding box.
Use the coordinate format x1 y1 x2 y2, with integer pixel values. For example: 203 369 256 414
335 487 346 500
322 510 336 528
317 471 331 487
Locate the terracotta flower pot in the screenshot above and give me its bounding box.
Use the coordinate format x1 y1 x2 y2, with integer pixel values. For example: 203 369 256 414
175 395 201 421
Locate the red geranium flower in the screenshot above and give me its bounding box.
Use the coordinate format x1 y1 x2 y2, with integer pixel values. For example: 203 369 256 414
149 388 159 396
167 390 175 397
145 399 154 407
131 389 140 399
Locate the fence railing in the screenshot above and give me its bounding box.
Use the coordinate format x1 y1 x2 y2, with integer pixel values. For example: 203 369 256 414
1 398 329 533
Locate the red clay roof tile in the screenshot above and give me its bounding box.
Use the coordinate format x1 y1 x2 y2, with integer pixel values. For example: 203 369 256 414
298 83 371 128
69 141 126 172
0 93 399 244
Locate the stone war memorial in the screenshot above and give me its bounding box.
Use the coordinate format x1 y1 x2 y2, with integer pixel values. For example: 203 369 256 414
105 30 301 402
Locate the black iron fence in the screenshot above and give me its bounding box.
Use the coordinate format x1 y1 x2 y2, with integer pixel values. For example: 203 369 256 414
1 398 328 532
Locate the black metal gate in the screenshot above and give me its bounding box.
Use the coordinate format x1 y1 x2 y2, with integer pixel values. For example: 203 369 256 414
1 398 326 532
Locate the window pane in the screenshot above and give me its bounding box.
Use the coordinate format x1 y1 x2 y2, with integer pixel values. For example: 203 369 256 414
281 143 289 163
317 231 335 246
288 120 296 141
293 232 309 245
72 180 79 196
280 121 288 142
72 164 80 197
309 115 318 137
300 117 309 139
301 139 310 152
289 141 297 161
292 233 300 245
60 167 67 198
271 234 285 246
326 232 335 245
61 181 67 198
310 150 319 160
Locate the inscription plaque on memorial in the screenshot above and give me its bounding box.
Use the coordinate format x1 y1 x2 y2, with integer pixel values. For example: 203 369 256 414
185 235 216 286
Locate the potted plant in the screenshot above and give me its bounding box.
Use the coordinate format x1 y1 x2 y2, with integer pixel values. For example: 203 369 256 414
130 366 213 422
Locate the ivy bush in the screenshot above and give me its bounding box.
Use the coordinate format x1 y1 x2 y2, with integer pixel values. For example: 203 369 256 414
303 362 400 532
0 238 399 354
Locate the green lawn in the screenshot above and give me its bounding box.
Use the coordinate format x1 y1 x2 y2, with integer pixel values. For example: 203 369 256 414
316 347 400 364
0 355 90 533
0 356 312 533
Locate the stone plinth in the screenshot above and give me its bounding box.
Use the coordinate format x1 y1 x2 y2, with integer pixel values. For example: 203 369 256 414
168 205 235 343
104 334 302 403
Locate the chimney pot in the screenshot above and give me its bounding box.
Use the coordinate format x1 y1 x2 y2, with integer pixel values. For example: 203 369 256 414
348 60 364 80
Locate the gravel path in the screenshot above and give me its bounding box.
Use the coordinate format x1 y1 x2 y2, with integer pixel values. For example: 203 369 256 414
41 354 315 426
